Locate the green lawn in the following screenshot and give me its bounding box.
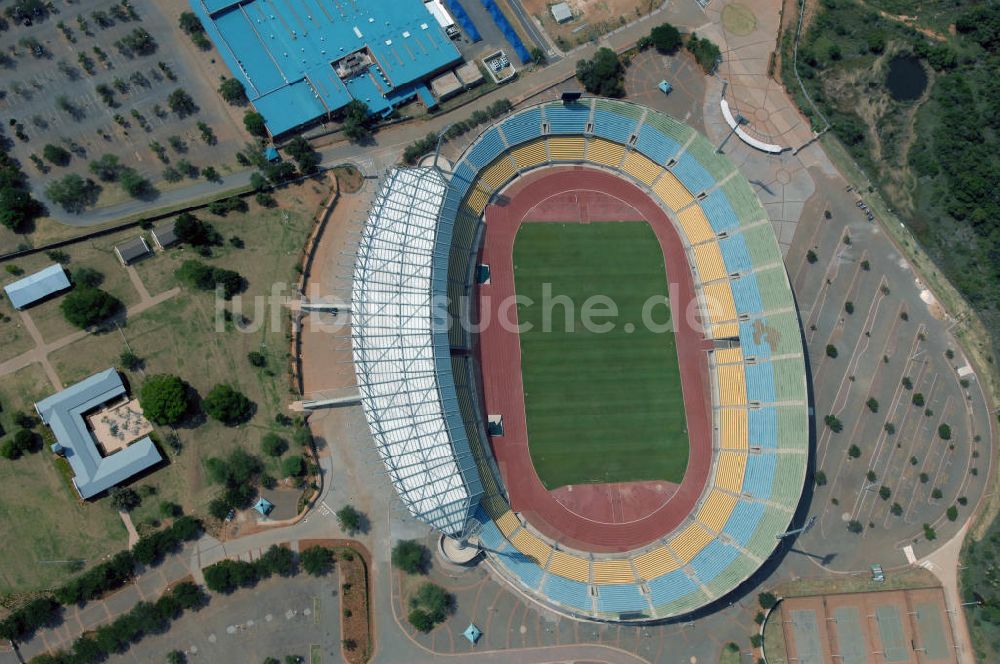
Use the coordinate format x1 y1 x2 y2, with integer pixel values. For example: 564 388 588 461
512 222 688 489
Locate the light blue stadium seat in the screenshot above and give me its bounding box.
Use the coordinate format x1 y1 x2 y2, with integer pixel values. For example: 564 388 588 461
742 452 777 499
738 318 771 360
591 109 637 144
500 107 543 146
672 153 715 194
701 190 739 233
718 234 752 274
648 569 698 606
544 102 591 134
596 583 647 614
690 540 740 585
478 519 505 551
722 501 766 546
745 362 776 403
543 575 592 611
499 550 544 589
748 407 778 449
732 274 763 315
450 161 477 199
634 124 681 164
466 127 506 168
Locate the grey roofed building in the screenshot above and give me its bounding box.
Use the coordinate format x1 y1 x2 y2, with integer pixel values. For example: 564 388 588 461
4 263 71 310
114 236 150 265
551 2 572 23
35 368 162 500
151 223 179 250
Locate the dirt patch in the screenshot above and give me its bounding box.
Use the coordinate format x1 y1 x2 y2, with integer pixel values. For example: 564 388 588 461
521 0 653 50
722 3 758 36
333 165 365 194
299 539 372 663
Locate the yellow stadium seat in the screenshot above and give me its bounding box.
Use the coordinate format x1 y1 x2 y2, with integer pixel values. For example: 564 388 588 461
587 138 626 168
653 171 695 211
547 136 585 161
712 321 740 339
717 364 748 406
510 139 548 170
548 550 590 582
720 408 749 450
592 559 635 585
465 185 490 216
697 489 739 533
496 510 520 538
634 547 680 580
703 282 737 325
621 151 663 185
668 522 713 565
693 242 727 283
714 347 744 365
714 451 747 493
512 530 553 566
676 206 715 245
478 157 516 192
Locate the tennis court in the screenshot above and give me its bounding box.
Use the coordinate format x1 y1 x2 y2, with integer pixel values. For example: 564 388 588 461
780 588 955 664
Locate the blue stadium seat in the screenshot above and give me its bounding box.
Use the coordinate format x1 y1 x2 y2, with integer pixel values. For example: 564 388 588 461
634 124 681 164
543 575 592 611
449 161 478 199
722 501 766 547
672 153 715 194
749 407 778 449
595 583 647 614
648 569 698 606
500 108 543 146
745 362 776 403
544 102 591 134
738 318 771 360
477 519 505 551
690 540 740 585
732 274 764 315
701 190 740 233
718 234 752 274
466 127 506 168
742 452 777 499
591 109 637 144
499 550 544 589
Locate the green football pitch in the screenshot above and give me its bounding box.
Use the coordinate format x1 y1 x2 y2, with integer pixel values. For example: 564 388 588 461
512 221 689 490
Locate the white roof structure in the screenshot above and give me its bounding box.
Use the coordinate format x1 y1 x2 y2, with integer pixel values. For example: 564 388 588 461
351 167 482 536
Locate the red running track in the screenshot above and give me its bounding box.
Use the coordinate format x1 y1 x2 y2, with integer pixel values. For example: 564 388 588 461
477 166 714 553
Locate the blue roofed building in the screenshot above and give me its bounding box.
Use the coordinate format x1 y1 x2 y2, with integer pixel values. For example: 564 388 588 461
35 369 163 500
190 0 462 136
3 263 71 310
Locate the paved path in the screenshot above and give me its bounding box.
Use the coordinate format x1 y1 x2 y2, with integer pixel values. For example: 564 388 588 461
119 511 140 549
917 522 976 664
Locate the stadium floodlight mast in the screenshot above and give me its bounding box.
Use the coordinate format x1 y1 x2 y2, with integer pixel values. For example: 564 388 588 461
776 515 816 540
716 113 748 153
433 123 454 169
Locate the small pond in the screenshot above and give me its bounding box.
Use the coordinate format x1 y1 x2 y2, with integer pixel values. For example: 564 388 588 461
886 55 928 101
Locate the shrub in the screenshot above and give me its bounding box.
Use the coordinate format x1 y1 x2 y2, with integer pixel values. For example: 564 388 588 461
120 349 142 371
825 415 843 433
202 384 254 426
261 433 288 457
243 110 268 137
281 454 305 477
890 502 903 516
884 422 896 435
844 301 854 314
825 344 838 358
912 393 925 407
947 506 959 521
847 444 861 458
806 249 818 263
248 350 267 367
43 144 71 166
847 520 863 533
923 523 937 541
218 77 246 104
392 540 430 575
110 486 141 512
866 470 877 482
931 488 943 500
814 470 827 486
866 397 879 413
878 486 891 500
139 375 191 425
758 592 777 610
938 423 952 440
919 472 929 484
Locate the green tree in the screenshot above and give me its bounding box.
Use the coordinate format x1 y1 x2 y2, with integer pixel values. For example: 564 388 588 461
248 351 267 367
890 502 903 516
686 32 721 73
575 47 625 97
336 504 363 535
173 213 218 246
120 349 142 371
848 444 861 458
814 470 827 486
758 591 777 609
244 110 268 137
45 174 99 212
261 433 288 457
938 423 952 440
167 89 198 117
60 286 122 328
42 144 71 166
341 100 371 142
530 46 546 65
139 374 192 425
203 384 254 426
281 454 305 477
300 546 335 576
110 486 141 511
878 485 891 500
650 23 682 53
866 397 879 413
218 77 246 105
825 415 843 433
89 153 123 181
947 505 959 521
408 608 435 632
825 344 838 358
167 650 186 664
847 520 863 533
392 540 430 574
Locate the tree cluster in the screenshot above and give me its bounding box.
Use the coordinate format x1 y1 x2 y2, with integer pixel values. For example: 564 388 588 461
202 384 254 426
0 428 39 459
575 48 626 97
686 32 721 73
391 539 430 575
283 136 321 174
60 285 122 328
139 374 192 426
175 259 246 299
341 100 371 142
202 544 295 593
205 448 264 519
441 99 513 142
0 147 43 231
407 583 452 633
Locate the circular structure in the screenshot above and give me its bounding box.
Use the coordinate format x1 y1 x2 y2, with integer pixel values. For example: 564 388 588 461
721 3 758 36
352 98 809 622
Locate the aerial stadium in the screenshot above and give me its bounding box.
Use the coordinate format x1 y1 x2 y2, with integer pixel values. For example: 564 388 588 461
351 98 810 622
